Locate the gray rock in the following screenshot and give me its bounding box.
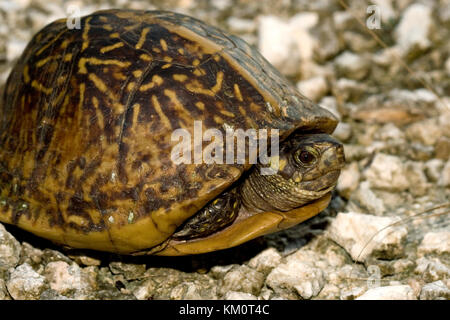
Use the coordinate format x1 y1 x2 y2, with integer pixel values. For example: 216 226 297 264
415 257 450 283
404 161 430 196
350 181 386 215
332 11 355 31
318 96 340 119
18 242 44 268
318 283 341 300
352 90 437 126
364 153 409 191
418 231 450 255
0 223 21 275
313 18 342 61
332 122 352 142
219 265 265 297
419 281 450 300
327 212 407 262
435 137 450 160
258 13 318 76
227 17 256 34
6 263 47 300
39 289 73 300
357 285 416 300
334 51 370 80
336 162 360 199
131 268 217 300
405 118 442 146
340 286 365 300
332 78 368 103
247 248 282 275
41 249 73 265
67 252 102 267
109 261 146 280
44 261 95 297
437 161 450 187
343 31 377 53
424 159 444 182
209 264 237 279
0 279 10 300
372 0 398 23
342 144 370 162
390 88 438 105
374 123 405 142
394 3 433 56
296 76 328 102
223 291 258 300
6 38 28 61
170 281 213 300
391 259 415 275
266 250 326 300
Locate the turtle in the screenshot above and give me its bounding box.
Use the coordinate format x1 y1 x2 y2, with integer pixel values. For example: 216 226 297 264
0 9 344 256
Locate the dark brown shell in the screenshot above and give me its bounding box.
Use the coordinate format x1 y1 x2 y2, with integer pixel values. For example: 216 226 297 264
0 9 337 253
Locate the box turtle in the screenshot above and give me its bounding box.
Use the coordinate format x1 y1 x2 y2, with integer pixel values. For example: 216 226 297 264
0 9 344 255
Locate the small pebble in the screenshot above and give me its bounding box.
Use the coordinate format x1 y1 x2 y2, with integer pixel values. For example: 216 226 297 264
327 212 407 262
6 263 47 300
356 285 416 300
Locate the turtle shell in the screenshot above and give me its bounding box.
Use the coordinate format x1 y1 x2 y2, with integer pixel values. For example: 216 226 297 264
0 9 337 254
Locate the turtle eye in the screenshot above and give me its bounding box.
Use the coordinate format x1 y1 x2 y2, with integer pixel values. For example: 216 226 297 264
294 147 318 166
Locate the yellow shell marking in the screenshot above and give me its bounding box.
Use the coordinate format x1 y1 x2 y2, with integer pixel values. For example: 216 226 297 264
102 24 113 31
211 71 224 93
60 39 70 50
220 109 235 118
133 70 143 78
140 75 163 91
234 84 243 102
36 28 67 56
78 57 131 74
135 27 150 49
151 95 171 130
164 89 188 115
173 74 188 82
31 80 52 95
36 56 52 68
23 65 30 84
64 53 73 62
100 42 124 53
195 101 205 111
139 53 152 62
127 82 136 92
81 17 92 51
160 39 168 51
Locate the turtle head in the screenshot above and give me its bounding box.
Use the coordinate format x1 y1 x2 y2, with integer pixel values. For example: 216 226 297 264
241 133 345 213
152 133 344 256
278 133 345 195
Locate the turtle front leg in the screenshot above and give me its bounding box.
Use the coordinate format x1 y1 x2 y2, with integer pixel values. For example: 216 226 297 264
173 189 241 239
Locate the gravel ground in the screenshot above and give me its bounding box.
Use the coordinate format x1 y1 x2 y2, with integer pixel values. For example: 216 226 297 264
0 0 449 300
